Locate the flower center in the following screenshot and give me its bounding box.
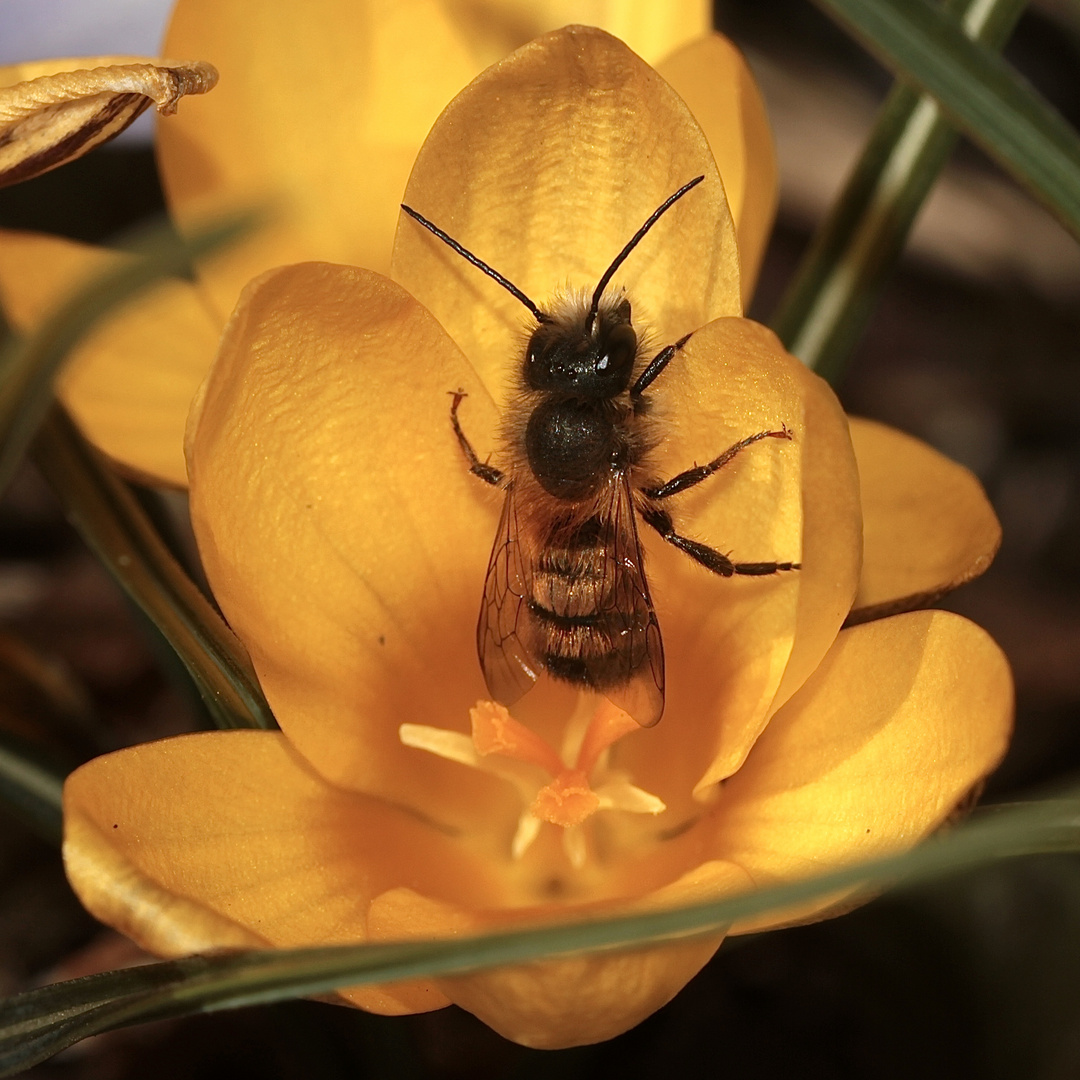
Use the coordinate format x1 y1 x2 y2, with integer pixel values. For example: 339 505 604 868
400 698 665 868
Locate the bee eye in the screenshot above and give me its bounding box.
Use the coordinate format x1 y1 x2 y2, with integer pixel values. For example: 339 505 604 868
603 322 637 376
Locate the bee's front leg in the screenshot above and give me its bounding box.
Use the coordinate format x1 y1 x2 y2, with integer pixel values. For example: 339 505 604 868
450 390 503 486
630 332 693 398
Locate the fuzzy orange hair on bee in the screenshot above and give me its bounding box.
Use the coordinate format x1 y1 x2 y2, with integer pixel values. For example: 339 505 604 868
402 177 798 727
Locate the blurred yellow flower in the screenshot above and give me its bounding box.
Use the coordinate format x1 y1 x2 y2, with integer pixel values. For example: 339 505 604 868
63 27 1011 1049
0 0 725 486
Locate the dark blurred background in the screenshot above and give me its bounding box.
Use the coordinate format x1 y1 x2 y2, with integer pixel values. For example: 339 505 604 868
1 0 1079 1076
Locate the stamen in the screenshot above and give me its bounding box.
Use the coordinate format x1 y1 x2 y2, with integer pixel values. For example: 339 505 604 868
563 827 588 870
595 779 666 815
399 720 536 802
399 723 479 767
511 813 542 859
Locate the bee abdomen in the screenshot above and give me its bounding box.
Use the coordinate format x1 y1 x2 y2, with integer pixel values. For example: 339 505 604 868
530 611 644 690
526 571 648 691
531 544 608 616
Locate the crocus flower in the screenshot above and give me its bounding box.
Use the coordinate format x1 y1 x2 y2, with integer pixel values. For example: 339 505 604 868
62 27 1011 1048
0 0 733 487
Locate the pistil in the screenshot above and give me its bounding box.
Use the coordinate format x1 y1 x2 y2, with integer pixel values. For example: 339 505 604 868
400 697 665 867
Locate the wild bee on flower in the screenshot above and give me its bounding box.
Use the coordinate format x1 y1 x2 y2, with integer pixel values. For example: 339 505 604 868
56 20 1010 1054
403 176 799 727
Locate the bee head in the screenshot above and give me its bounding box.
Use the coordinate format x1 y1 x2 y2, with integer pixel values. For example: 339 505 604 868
401 175 702 403
524 298 637 399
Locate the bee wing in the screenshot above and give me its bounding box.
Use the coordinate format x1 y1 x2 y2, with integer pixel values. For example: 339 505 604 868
477 483 540 706
593 472 666 727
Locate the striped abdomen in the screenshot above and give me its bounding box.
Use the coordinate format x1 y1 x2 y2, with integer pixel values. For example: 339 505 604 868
525 516 649 690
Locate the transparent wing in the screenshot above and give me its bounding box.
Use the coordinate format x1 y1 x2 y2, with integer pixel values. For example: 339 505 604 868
477 483 540 706
589 472 665 727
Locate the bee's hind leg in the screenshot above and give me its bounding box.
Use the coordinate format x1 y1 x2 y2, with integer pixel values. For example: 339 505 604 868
639 505 800 577
643 426 792 501
450 390 503 486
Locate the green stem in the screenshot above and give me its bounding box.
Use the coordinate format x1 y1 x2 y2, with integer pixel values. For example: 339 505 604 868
772 0 1027 381
31 405 277 731
0 732 64 844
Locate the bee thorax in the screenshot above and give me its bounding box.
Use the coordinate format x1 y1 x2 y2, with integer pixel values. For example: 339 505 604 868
525 399 620 501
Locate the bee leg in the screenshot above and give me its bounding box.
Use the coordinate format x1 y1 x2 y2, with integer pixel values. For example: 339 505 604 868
639 505 800 577
643 426 792 500
630 332 694 397
450 390 503 486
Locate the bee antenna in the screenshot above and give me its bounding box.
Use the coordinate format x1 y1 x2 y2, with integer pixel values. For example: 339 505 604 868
400 205 550 324
585 175 706 334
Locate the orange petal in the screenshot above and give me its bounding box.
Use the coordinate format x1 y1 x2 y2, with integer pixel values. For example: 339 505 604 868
367 857 751 1048
656 33 778 302
188 262 516 831
392 25 741 404
617 317 860 804
714 609 1013 931
0 57 216 188
0 229 220 486
848 417 1001 622
63 730 517 1015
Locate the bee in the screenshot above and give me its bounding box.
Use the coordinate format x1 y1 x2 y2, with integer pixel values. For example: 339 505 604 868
402 176 798 727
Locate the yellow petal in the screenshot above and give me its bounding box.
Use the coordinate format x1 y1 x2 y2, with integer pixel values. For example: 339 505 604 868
656 33 778 302
160 2 712 324
714 609 1013 931
450 1 712 69
188 262 514 830
159 0 496 322
617 317 860 803
0 230 218 486
849 417 1001 622
366 857 750 1048
63 730 516 1015
0 57 216 188
392 25 741 402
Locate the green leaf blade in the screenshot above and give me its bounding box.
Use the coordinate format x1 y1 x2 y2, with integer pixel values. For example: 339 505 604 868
809 0 1080 241
0 730 64 844
3 790 1080 1074
31 406 277 732
773 0 1027 377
